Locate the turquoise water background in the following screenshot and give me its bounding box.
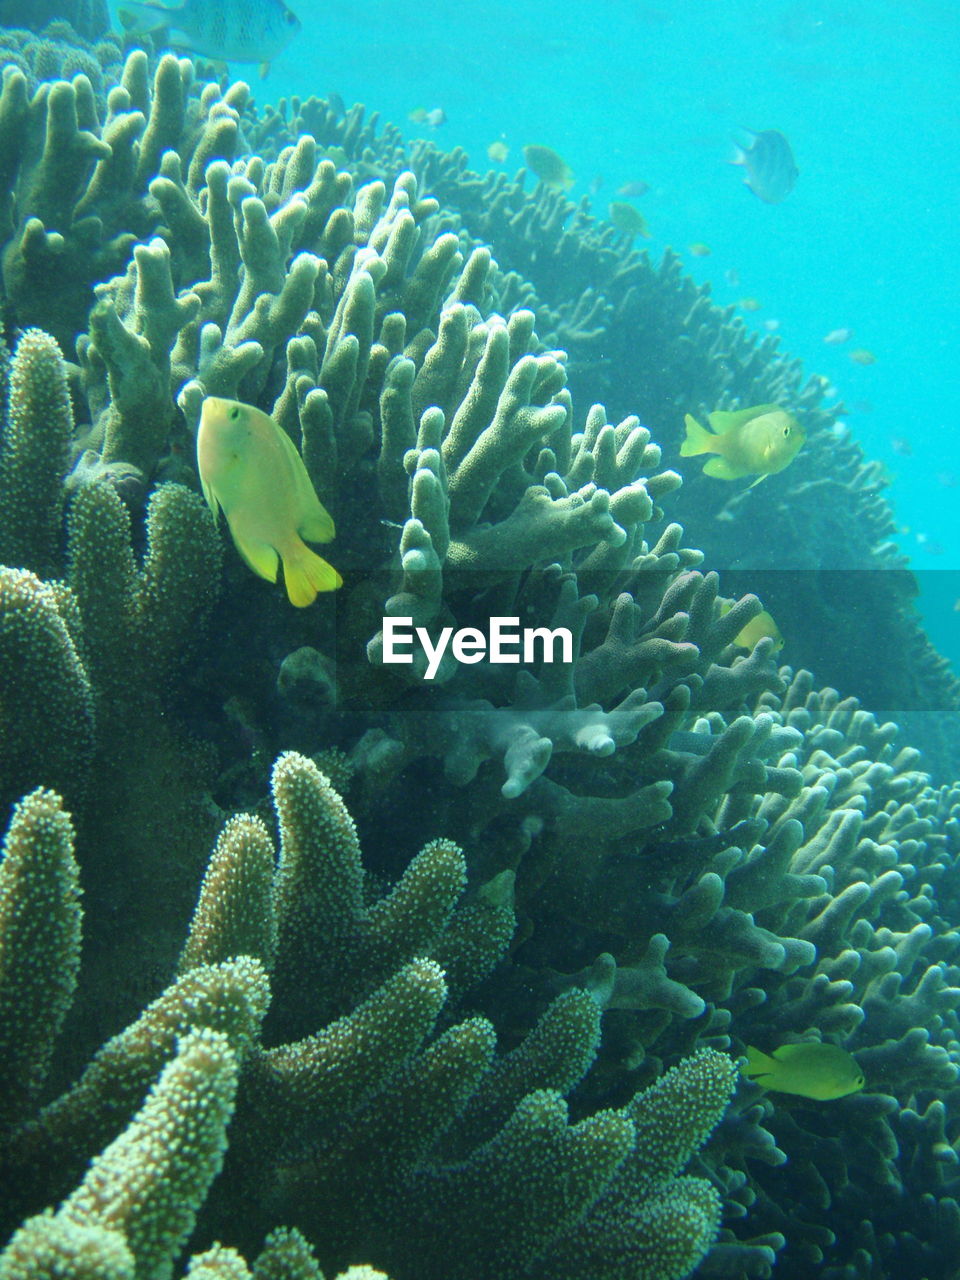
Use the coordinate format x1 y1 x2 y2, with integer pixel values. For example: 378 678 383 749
114 0 960 674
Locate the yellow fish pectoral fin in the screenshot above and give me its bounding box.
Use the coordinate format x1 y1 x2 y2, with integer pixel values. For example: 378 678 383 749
297 497 336 544
703 456 741 480
680 413 716 457
200 474 221 519
233 534 280 584
707 403 778 434
281 539 343 607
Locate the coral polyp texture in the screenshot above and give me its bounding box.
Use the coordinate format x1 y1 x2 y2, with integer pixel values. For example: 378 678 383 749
0 756 738 1280
0 37 958 1280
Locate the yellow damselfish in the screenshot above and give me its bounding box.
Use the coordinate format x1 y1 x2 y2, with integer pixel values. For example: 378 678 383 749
719 601 784 652
197 396 342 607
681 403 805 488
743 1043 864 1100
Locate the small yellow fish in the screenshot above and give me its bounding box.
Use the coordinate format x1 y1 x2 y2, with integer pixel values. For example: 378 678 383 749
849 348 876 366
197 397 342 607
689 242 711 256
487 139 509 164
736 610 784 651
608 201 650 239
523 144 575 191
739 297 762 311
743 1043 864 1101
681 403 805 488
719 600 784 651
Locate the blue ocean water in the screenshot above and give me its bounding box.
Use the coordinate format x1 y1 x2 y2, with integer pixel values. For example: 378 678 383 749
115 0 960 673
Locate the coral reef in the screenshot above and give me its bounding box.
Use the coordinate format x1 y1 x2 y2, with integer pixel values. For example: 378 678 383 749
0 20 121 101
0 758 738 1280
0 39 959 1280
0 3 110 39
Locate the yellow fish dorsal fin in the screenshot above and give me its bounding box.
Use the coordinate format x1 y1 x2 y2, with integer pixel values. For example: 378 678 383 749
707 403 779 434
271 422 337 544
281 540 343 607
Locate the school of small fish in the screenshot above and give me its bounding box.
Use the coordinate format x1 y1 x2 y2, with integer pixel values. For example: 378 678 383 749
116 7 930 660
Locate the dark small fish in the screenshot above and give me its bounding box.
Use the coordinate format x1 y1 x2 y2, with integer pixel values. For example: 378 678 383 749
524 144 574 191
409 107 446 128
608 201 650 239
119 0 300 73
732 129 798 203
616 180 650 198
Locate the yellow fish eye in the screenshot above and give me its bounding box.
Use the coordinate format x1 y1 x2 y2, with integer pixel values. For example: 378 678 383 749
229 406 241 421
783 425 790 436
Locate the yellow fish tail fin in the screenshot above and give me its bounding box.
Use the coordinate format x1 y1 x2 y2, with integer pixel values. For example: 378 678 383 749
743 1045 777 1083
680 413 715 456
282 540 343 607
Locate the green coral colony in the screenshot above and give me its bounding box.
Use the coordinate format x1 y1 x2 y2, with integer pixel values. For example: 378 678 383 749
0 13 958 1280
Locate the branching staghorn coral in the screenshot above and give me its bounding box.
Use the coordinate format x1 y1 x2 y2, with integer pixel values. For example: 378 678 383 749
0 50 953 766
0 753 738 1280
0 42 959 1280
0 327 224 1022
0 3 110 40
261 100 959 763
